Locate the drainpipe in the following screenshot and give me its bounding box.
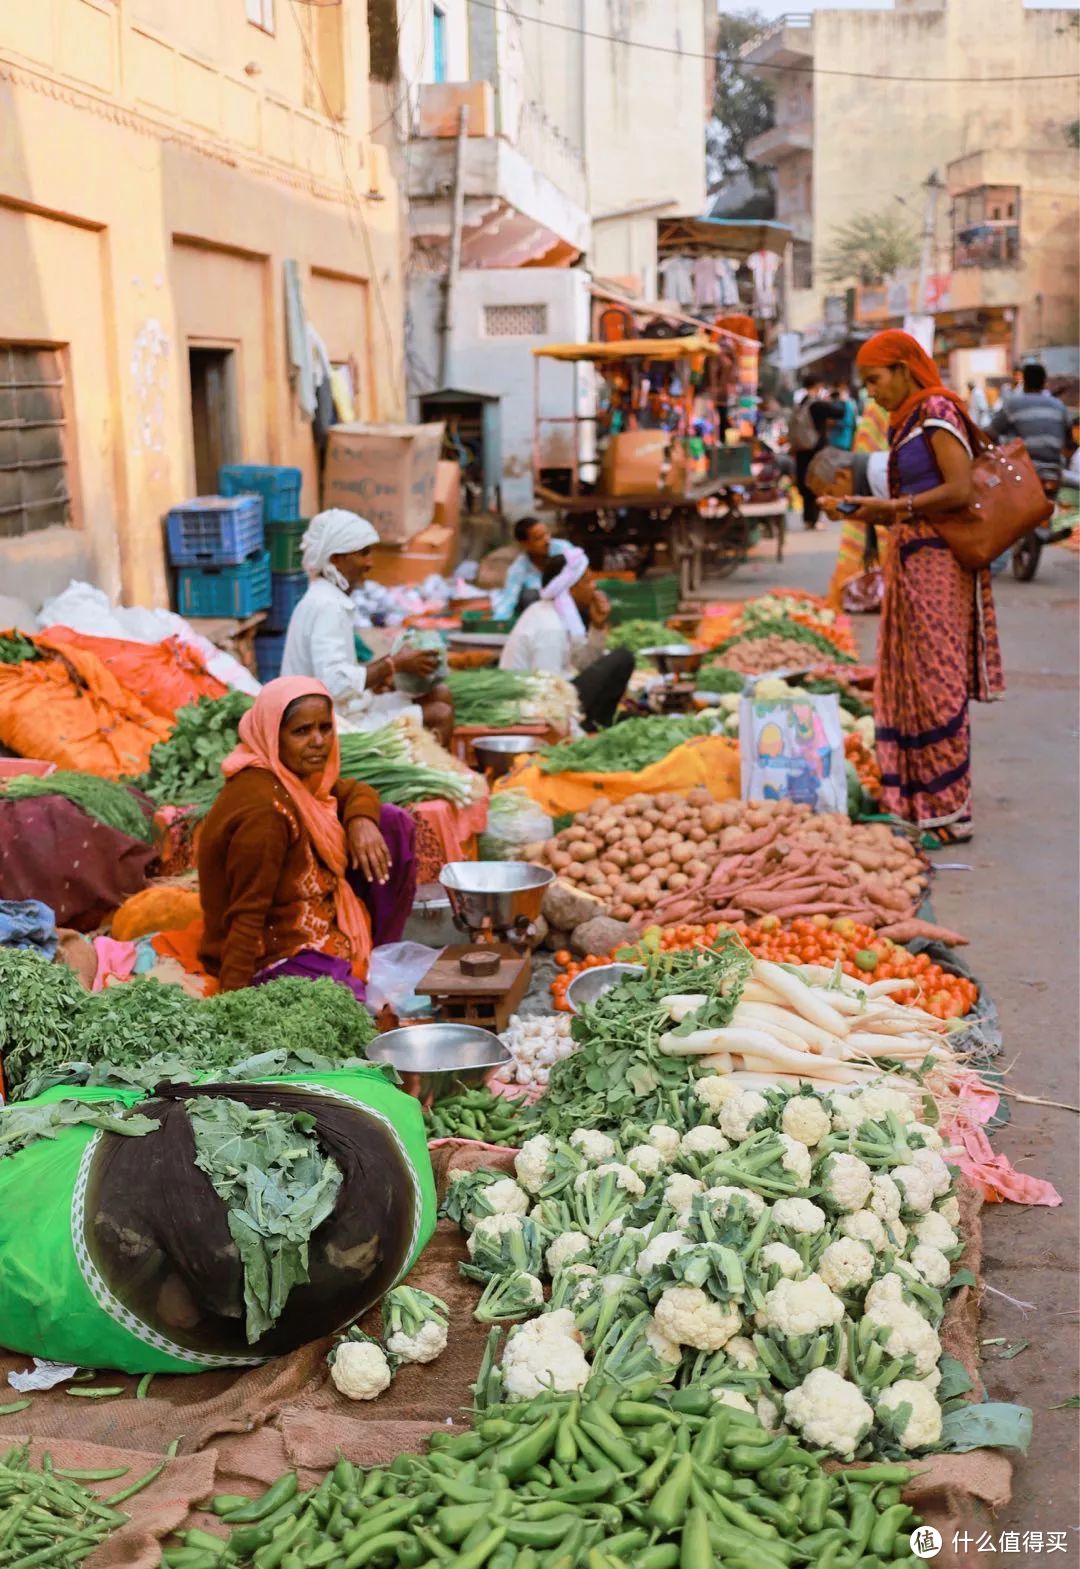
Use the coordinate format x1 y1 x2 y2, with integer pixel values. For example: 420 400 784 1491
440 104 470 387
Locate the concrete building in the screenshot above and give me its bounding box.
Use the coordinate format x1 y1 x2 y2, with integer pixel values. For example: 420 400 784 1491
398 0 710 517
741 0 1079 362
0 0 406 608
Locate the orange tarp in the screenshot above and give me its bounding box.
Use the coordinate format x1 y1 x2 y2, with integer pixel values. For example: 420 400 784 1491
496 734 740 817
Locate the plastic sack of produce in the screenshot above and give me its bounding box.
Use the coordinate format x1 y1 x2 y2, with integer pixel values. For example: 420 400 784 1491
739 691 846 813
0 1069 435 1373
477 788 553 860
391 628 448 695
40 627 227 719
0 637 169 777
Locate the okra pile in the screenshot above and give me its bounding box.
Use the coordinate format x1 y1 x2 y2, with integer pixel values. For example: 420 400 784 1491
0 1443 170 1566
167 1381 927 1568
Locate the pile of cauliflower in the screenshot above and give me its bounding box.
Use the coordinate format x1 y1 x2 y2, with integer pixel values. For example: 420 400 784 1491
707 677 875 746
446 1081 964 1459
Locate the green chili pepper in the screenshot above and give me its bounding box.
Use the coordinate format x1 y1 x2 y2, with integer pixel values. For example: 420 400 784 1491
447 1523 508 1567
491 1411 560 1480
635 1550 680 1569
670 1388 711 1416
504 1517 579 1547
545 1466 619 1504
648 1452 693 1532
577 1419 639 1474
727 1437 793 1472
212 1494 252 1517
0 1400 32 1416
611 1401 673 1427
840 1464 914 1486
870 1502 913 1556
712 1492 781 1540
639 1437 675 1498
799 1475 831 1533
222 1475 299 1524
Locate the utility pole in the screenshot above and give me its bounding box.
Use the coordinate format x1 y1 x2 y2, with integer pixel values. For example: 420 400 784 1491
440 104 470 388
916 169 944 316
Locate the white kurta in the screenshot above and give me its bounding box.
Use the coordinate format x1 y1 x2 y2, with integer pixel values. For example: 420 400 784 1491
498 600 605 679
280 576 420 730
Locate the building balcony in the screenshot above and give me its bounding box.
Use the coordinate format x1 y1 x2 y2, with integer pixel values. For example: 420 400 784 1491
740 13 813 69
947 266 1021 314
747 118 812 164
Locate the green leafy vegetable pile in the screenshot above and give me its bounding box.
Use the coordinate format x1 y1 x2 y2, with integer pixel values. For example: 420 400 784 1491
0 770 154 842
0 631 40 665
608 618 680 661
0 951 375 1099
530 938 752 1137
138 690 254 806
802 676 874 719
539 713 715 776
190 1096 343 1343
446 668 542 728
0 1097 159 1159
338 729 474 807
693 665 745 695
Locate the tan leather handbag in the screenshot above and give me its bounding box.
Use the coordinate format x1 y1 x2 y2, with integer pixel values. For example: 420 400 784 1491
930 420 1054 571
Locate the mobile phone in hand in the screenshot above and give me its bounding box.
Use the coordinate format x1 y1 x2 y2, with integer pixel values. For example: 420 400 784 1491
834 500 860 516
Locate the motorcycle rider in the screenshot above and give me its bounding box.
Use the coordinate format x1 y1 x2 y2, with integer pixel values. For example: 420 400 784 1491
988 362 1075 568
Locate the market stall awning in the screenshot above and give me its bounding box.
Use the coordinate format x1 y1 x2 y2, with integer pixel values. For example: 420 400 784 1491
533 335 721 363
657 216 792 260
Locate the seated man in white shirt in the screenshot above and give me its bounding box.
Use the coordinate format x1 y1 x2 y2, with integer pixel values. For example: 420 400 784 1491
498 547 634 730
282 510 454 744
490 516 571 621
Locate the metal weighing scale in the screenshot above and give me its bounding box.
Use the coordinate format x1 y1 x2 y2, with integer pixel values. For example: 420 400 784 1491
416 861 554 1033
637 644 705 715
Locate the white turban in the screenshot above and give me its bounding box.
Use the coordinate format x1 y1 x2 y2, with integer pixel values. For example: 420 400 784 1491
302 509 379 591
539 545 589 640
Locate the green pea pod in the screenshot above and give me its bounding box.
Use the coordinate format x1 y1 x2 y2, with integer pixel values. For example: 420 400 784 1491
870 1502 913 1557
648 1452 694 1532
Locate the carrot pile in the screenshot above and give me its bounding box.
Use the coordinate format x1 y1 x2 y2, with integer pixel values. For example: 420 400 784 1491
553 916 978 1021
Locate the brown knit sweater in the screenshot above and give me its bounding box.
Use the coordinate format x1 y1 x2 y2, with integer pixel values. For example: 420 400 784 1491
197 770 380 992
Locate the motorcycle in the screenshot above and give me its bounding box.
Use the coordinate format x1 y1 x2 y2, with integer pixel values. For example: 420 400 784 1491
1012 478 1072 581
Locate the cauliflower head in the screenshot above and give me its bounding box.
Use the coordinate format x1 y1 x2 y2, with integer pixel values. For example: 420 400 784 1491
818 1237 875 1294
644 1318 683 1366
838 1209 888 1252
718 1090 768 1143
876 1378 943 1450
891 1165 935 1216
869 1173 902 1222
502 1309 590 1400
694 1075 742 1116
781 1095 832 1148
635 1230 690 1278
937 1195 961 1228
704 1185 767 1223
514 1134 554 1195
330 1340 392 1401
909 1147 953 1198
647 1124 682 1157
760 1274 845 1337
724 1335 762 1372
680 1125 731 1159
778 1133 812 1189
466 1212 523 1257
819 1153 873 1215
760 1242 805 1279
469 1177 530 1225
570 1129 617 1164
854 1085 916 1126
783 1368 873 1459
864 1277 942 1377
909 1244 952 1289
664 1173 705 1214
913 1211 959 1254
772 1197 827 1236
386 1320 447 1366
653 1286 741 1351
593 1162 646 1198
711 1388 755 1413
625 1143 666 1178
546 1230 593 1274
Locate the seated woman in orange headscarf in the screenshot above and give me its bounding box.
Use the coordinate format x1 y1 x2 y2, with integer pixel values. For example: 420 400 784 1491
198 676 417 996
819 330 1003 845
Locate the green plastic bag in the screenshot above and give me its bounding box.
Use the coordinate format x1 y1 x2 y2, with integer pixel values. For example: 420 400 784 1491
0 1068 435 1374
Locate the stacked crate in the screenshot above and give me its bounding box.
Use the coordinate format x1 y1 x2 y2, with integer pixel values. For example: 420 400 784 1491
217 466 306 681
167 496 270 619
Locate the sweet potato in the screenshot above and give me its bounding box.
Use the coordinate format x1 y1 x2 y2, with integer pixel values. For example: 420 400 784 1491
876 918 969 946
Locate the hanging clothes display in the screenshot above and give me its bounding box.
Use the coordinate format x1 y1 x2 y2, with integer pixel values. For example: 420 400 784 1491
657 256 694 305
748 251 781 319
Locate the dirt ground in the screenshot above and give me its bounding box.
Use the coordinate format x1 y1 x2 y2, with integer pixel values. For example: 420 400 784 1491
705 523 1080 1543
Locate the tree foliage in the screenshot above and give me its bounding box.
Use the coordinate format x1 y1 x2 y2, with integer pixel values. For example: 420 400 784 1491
822 209 920 287
707 11 776 216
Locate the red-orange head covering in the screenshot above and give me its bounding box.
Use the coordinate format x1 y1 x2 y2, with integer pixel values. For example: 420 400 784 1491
222 676 371 976
855 329 967 430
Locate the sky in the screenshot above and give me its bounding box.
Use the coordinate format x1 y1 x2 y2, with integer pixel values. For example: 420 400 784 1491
724 0 1077 15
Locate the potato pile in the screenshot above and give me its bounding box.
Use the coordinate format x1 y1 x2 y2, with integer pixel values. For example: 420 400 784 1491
718 635 834 674
540 789 729 923
539 794 931 933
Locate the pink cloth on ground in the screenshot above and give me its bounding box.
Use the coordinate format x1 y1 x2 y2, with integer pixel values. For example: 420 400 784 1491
91 936 138 991
939 1072 1062 1208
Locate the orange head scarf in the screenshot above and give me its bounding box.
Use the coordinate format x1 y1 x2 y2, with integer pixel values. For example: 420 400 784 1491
855 329 968 431
222 676 371 976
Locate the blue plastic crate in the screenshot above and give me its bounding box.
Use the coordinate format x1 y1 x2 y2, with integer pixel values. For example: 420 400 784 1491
263 571 308 633
218 464 302 524
167 495 264 566
176 551 272 619
254 632 287 684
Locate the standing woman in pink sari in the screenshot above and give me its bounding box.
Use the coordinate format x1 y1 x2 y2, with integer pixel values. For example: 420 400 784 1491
824 330 1004 844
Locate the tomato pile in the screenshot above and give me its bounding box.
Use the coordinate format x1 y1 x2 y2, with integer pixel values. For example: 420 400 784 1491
552 915 978 1021
845 732 882 801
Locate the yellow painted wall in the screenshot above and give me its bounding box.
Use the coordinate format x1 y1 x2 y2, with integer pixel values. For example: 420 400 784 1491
0 0 404 609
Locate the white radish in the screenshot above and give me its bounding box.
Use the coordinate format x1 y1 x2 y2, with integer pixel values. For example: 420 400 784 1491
733 1001 840 1055
665 993 710 1023
734 1042 864 1083
698 1052 734 1074
752 960 851 1037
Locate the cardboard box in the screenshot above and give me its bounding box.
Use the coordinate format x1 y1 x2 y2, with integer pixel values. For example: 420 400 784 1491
433 460 462 534
323 422 444 546
417 81 495 139
601 431 673 498
371 542 454 588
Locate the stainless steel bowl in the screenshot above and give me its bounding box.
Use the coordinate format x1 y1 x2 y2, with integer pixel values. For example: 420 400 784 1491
402 883 459 949
472 733 541 778
439 860 555 938
566 962 645 1013
641 644 705 677
366 1022 511 1103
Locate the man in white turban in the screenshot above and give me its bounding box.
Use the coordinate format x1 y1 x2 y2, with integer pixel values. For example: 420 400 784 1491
281 509 453 742
498 546 633 729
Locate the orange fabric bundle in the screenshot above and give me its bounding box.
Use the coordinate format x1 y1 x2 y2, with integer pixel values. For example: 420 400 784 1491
499 735 741 817
41 628 226 719
111 886 203 942
0 637 170 779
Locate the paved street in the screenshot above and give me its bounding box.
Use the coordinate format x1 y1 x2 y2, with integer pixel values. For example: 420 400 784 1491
709 521 1080 1533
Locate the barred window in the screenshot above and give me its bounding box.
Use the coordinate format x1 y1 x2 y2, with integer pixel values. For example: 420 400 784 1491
0 345 74 539
483 304 548 338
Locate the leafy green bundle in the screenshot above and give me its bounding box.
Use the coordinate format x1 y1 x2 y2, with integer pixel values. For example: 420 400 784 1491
538 713 714 776
0 952 376 1099
138 690 254 806
694 665 745 695
0 771 154 842
190 1096 343 1343
608 618 679 661
531 938 752 1138
446 669 540 728
0 632 40 665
